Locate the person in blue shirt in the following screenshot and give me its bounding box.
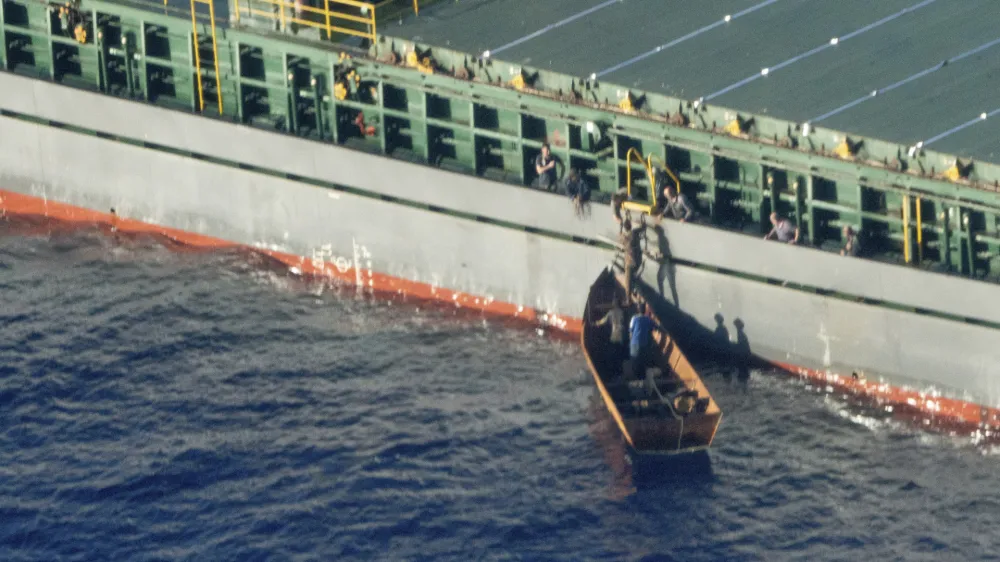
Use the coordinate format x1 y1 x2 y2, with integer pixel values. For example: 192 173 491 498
629 304 660 378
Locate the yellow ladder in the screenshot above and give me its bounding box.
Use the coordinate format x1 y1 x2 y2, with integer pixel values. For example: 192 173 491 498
190 0 223 114
621 148 680 215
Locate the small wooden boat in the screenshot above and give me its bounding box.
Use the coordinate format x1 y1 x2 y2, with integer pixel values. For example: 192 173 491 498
582 267 722 455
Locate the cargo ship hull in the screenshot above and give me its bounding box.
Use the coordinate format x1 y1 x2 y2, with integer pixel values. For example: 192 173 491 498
3 73 999 430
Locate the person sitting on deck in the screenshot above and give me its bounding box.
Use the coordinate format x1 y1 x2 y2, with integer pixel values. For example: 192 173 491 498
534 143 557 191
653 184 695 223
592 295 626 350
564 168 590 218
840 225 862 257
629 304 660 379
764 212 799 244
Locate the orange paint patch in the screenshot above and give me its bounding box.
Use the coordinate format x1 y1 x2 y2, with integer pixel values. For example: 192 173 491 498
771 361 1000 432
0 189 581 338
3 188 997 432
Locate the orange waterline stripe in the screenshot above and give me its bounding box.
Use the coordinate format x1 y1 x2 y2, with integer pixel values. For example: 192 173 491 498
772 361 1000 431
0 189 581 335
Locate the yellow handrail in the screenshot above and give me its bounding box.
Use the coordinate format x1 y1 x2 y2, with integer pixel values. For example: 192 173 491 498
903 194 911 264
234 0 408 41
646 153 679 203
622 149 684 216
624 147 652 205
916 196 923 263
247 8 372 38
324 0 331 37
250 0 369 23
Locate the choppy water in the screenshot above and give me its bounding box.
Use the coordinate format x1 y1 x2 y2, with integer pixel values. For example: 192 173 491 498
2 223 1000 562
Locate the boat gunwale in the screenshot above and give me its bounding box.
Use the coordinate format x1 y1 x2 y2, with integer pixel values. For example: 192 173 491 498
582 267 722 454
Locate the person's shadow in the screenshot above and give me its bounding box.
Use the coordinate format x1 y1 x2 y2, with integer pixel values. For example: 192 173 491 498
650 225 679 307
734 318 751 383
713 313 732 382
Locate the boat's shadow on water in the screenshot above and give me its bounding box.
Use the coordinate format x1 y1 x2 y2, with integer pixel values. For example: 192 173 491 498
586 394 715 495
627 450 714 489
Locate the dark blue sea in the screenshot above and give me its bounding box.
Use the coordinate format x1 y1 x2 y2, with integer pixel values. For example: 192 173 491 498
3 224 1000 562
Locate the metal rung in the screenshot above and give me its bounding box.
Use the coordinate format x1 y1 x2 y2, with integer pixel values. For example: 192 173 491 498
622 201 653 214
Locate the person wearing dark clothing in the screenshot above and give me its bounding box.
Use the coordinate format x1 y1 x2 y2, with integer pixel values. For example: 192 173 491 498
534 143 557 191
765 212 799 244
564 168 590 217
840 225 862 257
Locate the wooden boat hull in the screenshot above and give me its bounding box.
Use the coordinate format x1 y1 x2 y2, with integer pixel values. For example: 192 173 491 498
582 268 722 455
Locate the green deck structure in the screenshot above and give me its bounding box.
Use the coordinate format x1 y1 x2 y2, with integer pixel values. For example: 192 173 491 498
3 0 1000 281
391 0 1000 163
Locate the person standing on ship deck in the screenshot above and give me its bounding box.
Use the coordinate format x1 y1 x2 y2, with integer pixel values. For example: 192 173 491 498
840 225 862 257
653 184 695 223
534 143 557 191
564 168 590 218
765 212 799 244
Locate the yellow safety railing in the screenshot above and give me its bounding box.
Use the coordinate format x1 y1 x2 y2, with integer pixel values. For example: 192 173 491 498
190 0 223 114
647 152 681 198
624 147 653 214
622 149 680 216
916 196 923 263
232 0 420 42
903 194 911 264
903 194 926 265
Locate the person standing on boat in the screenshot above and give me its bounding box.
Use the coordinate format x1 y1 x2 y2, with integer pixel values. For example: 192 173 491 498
593 296 626 352
620 218 642 303
629 304 658 378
